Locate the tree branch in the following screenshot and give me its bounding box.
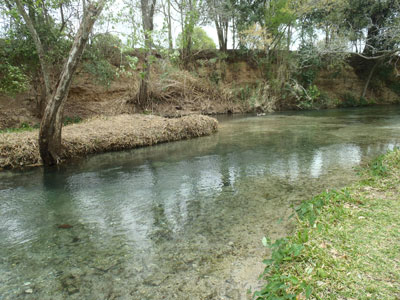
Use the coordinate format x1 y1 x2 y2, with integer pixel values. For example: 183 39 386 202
15 0 52 99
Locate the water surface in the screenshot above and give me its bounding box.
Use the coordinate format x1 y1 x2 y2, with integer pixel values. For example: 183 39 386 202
1 106 400 299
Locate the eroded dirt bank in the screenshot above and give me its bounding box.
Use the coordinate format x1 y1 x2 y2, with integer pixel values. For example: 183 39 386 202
0 114 218 169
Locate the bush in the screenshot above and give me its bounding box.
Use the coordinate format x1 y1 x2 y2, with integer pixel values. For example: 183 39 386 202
82 33 122 87
0 62 29 96
339 92 370 108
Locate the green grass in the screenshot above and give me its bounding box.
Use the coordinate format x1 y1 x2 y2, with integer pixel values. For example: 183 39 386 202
255 149 400 300
0 117 83 134
0 122 39 134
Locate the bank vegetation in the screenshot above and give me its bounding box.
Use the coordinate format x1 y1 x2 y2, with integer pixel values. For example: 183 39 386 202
255 149 400 299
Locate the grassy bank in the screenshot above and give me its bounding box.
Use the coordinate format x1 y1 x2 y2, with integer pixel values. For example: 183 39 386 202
0 114 218 169
255 149 400 299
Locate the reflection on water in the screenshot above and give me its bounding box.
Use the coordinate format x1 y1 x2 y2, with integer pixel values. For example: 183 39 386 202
1 106 400 299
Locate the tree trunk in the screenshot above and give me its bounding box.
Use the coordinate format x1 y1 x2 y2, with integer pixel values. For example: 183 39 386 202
137 0 156 107
287 24 291 51
231 15 235 49
167 0 173 50
39 1 106 165
215 16 228 51
361 60 379 99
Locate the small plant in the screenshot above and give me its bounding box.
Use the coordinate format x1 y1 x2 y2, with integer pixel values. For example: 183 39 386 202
0 122 39 134
210 71 221 85
254 235 312 300
235 85 252 102
63 116 82 126
339 92 358 107
369 154 388 177
286 80 321 110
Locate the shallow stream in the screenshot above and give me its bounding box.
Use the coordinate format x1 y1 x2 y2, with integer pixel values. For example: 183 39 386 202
2 106 400 299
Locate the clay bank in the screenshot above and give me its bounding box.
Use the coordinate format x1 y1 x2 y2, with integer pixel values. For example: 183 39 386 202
0 114 218 169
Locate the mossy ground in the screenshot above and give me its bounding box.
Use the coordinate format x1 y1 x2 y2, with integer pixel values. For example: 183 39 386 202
256 149 400 300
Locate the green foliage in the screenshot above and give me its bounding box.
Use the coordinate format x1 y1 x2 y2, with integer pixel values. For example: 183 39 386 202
210 71 221 85
0 116 82 134
83 59 115 87
339 93 370 108
0 62 29 96
299 85 320 109
63 116 82 126
176 27 216 50
255 189 353 299
234 84 253 102
296 43 322 88
369 154 388 177
285 80 322 110
256 149 400 300
90 33 122 60
264 0 296 38
254 236 311 300
2 4 71 71
83 34 121 87
178 0 201 57
116 55 139 78
0 122 39 134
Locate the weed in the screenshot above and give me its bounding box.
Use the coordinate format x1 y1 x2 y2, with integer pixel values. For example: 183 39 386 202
63 116 82 126
0 122 39 134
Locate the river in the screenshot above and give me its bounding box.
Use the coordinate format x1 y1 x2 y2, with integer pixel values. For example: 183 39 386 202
1 106 400 299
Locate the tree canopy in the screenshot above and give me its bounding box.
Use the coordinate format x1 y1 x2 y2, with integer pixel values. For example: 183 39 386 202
176 26 216 49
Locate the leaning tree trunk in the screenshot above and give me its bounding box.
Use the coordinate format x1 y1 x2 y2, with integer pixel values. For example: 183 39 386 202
39 1 106 165
361 59 380 99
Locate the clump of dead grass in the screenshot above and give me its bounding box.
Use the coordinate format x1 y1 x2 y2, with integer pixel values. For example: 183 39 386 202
149 66 229 105
0 114 218 169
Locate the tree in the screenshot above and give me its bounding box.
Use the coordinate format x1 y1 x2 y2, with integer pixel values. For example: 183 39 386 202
206 0 232 50
341 0 400 98
173 0 202 64
176 26 216 49
3 0 78 115
135 0 157 107
14 0 107 165
160 0 173 49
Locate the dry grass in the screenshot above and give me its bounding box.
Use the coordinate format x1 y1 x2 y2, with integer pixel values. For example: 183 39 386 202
0 114 218 169
149 65 230 104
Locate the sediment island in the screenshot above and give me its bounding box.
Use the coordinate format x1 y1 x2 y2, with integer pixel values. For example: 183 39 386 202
0 114 218 169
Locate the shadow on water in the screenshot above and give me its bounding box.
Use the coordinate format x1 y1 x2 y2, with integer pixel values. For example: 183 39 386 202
1 106 400 299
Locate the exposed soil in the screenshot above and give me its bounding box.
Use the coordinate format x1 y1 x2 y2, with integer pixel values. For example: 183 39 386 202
0 68 245 130
1 55 399 130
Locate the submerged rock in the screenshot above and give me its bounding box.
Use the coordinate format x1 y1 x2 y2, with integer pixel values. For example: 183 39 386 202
57 224 73 229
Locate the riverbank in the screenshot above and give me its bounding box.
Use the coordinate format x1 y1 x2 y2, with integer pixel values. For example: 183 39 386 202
255 149 400 299
2 50 400 131
0 114 218 169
